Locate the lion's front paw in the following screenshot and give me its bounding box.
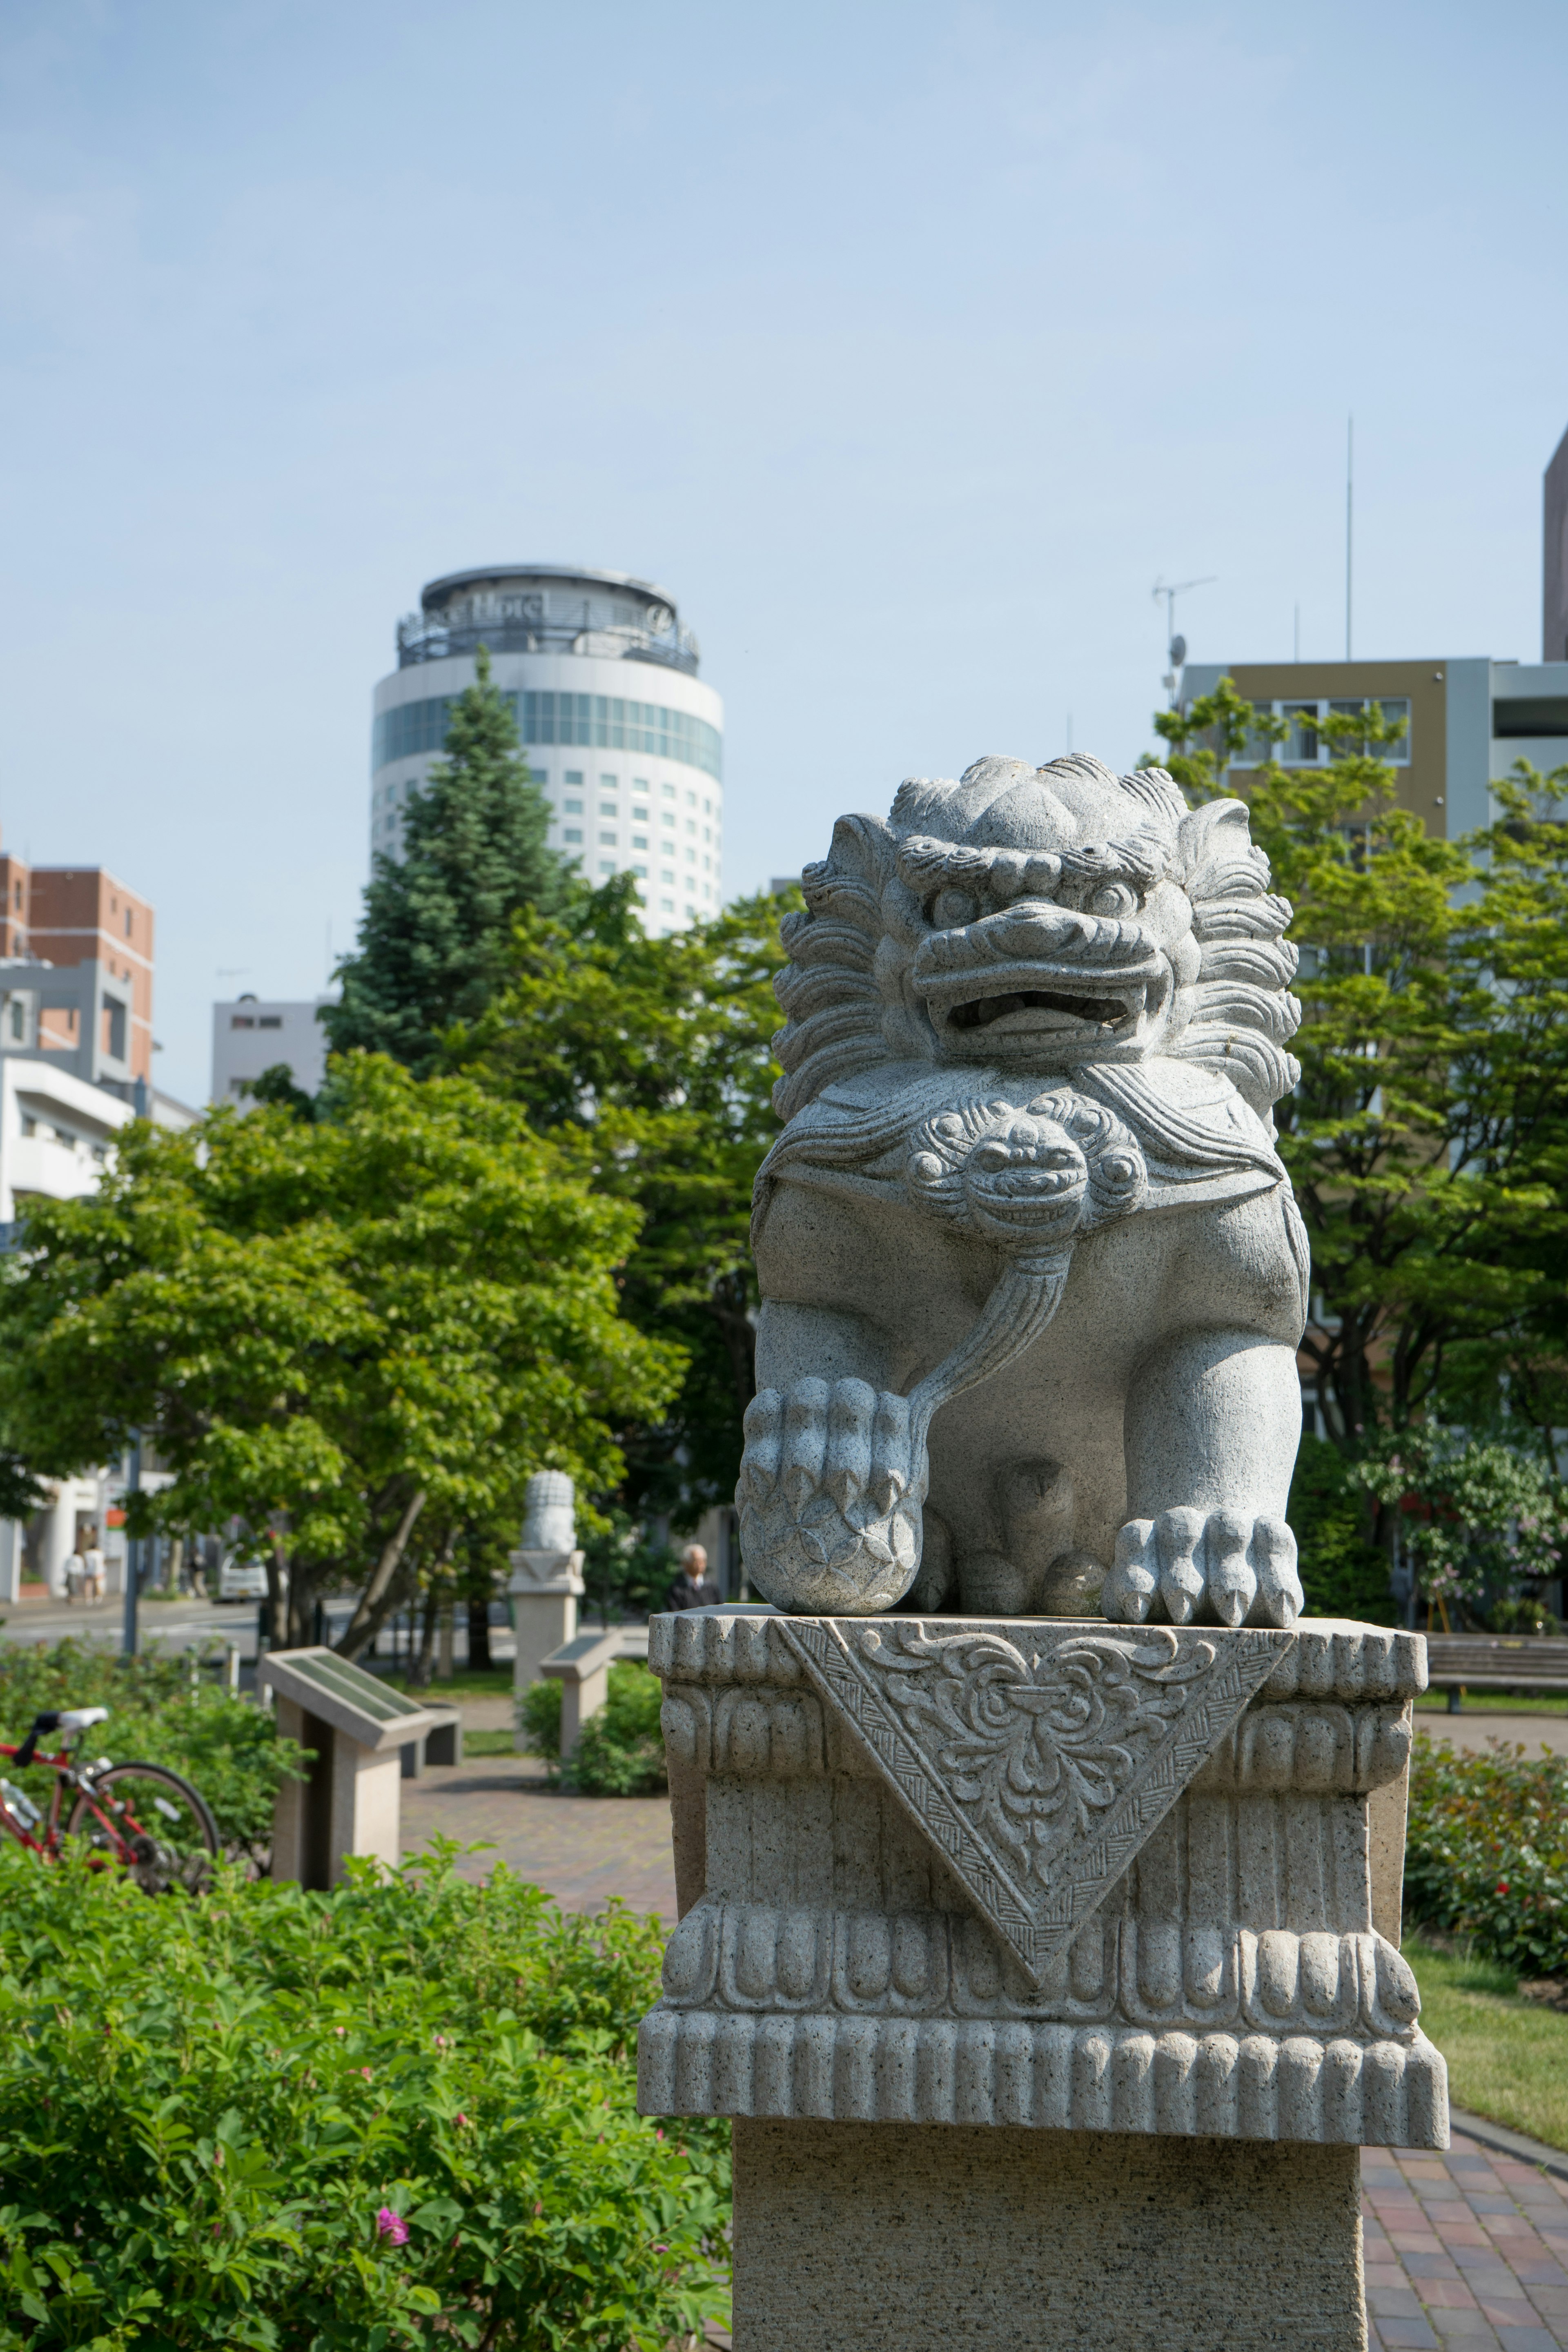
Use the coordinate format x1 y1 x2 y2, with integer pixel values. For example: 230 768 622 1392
1102 1507 1302 1629
736 1377 926 1615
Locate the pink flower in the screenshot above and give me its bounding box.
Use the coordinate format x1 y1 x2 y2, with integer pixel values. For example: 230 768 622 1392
376 2208 409 2246
455 2112 471 2127
361 2067 373 2080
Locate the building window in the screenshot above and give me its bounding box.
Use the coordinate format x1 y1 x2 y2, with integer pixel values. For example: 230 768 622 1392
633 863 648 878
632 802 649 821
662 782 676 799
660 897 675 913
1241 697 1411 770
8 1001 22 1040
231 1015 256 1030
563 828 583 844
600 860 616 874
564 798 583 814
125 911 133 938
661 868 675 885
686 848 696 864
600 774 617 790
600 801 618 817
258 1016 282 1030
632 834 648 850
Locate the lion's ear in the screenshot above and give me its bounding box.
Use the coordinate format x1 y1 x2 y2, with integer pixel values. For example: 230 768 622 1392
1178 797 1272 902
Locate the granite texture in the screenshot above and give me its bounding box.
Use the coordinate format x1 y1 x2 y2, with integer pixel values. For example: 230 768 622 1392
737 756 1310 1628
731 2120 1367 2350
637 1611 1446 2147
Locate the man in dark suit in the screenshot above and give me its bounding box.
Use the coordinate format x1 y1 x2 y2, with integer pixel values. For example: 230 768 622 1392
664 1543 710 1611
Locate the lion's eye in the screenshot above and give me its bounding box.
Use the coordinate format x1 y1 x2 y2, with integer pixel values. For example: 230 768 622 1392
1087 881 1137 918
931 888 978 929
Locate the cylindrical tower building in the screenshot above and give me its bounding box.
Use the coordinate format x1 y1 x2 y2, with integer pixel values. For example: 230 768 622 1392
370 565 724 934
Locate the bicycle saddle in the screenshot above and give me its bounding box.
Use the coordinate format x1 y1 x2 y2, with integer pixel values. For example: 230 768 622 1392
14 1707 109 1768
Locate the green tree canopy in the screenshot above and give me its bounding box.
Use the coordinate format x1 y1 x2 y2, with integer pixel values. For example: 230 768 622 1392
0 1054 682 1653
1154 680 1568 1463
321 648 568 1076
449 877 794 1529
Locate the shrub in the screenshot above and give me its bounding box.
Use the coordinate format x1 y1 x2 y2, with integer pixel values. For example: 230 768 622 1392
0 1638 307 1863
1404 1732 1568 1976
570 1665 666 1797
515 1665 666 1797
0 1839 730 2348
516 1674 562 1761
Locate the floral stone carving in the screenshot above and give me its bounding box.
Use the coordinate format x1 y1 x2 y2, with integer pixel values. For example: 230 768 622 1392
638 1610 1448 2147
778 1617 1290 1983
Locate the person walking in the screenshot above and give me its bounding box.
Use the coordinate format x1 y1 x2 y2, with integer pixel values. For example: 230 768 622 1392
664 1543 711 1611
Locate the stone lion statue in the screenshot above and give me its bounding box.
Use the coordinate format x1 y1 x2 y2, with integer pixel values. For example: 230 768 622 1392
737 753 1309 1628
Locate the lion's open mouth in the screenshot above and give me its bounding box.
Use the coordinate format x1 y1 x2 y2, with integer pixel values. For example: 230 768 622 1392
948 987 1136 1032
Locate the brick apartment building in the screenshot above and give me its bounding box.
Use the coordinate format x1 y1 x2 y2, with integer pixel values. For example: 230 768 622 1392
0 844 155 1091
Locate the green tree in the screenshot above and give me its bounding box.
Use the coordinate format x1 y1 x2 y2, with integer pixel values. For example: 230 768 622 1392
0 1055 682 1655
321 648 568 1076
450 878 794 1538
1154 682 1568 1459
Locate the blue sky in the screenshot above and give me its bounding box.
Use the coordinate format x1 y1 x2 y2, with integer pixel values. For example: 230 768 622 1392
3 0 1567 1106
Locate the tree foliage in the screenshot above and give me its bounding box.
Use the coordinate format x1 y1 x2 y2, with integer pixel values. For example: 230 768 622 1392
449 878 794 1530
0 1056 682 1654
322 649 568 1077
1154 681 1568 1463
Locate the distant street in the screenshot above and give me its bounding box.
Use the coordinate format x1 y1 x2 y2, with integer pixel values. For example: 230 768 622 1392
0 1593 517 1667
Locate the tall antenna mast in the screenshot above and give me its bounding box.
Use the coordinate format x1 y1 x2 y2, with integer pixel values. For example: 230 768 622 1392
1151 575 1217 707
1345 414 1354 661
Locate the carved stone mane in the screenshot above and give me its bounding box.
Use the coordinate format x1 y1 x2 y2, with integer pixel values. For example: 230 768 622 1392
772 753 1300 1126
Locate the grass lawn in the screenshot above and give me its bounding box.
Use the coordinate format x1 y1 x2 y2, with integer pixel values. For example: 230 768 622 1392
1414 1690 1568 1717
383 1667 514 1704
462 1727 520 1757
1407 1933 1568 2150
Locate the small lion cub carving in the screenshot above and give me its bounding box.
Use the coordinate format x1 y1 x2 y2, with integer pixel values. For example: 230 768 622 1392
739 753 1309 1629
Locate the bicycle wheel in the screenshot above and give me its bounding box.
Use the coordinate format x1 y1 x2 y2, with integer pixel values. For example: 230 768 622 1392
65 1761 220 1893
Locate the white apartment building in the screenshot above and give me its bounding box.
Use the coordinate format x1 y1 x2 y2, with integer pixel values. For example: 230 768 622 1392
0 1059 176 1604
211 995 332 1104
370 565 725 934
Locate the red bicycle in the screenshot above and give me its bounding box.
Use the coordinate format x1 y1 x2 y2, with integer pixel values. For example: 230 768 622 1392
0 1708 220 1892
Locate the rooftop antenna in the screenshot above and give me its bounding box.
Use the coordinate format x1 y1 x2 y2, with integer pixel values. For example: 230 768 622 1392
1345 415 1354 660
1152 576 1216 706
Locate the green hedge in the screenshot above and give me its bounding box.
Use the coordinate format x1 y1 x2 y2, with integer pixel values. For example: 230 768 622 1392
0 1840 729 2348
0 1639 307 1861
1405 1732 1568 1976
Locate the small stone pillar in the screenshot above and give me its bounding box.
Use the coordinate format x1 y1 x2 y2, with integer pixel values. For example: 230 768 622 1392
260 1647 441 1889
639 1609 1447 2352
509 1471 585 1748
541 1627 622 1755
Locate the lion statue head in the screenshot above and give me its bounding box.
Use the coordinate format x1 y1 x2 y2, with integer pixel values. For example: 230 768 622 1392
773 753 1301 1125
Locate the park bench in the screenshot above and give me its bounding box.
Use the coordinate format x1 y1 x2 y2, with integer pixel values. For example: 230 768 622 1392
398 1703 463 1777
1423 1633 1568 1711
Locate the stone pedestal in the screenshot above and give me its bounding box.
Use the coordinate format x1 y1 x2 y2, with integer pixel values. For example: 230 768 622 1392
734 2122 1364 2351
508 1544 584 1746
260 1647 440 1890
541 1626 622 1755
638 1608 1446 2351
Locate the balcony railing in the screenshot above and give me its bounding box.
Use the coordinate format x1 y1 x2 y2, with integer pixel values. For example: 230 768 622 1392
396 615 700 674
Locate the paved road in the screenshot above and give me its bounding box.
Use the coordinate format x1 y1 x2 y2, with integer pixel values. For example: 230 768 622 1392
1418 1711 1568 1759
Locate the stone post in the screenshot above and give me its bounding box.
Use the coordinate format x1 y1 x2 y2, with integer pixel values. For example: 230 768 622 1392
508 1471 585 1747
638 1608 1445 2352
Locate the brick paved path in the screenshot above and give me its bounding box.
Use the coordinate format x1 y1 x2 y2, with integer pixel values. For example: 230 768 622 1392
1367 2129 1568 2349
399 1753 677 1922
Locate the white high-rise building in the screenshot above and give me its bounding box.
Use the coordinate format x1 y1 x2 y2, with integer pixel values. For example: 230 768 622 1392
370 565 725 934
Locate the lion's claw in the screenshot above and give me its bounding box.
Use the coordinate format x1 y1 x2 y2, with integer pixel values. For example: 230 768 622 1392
737 1378 927 1614
1102 1508 1301 1629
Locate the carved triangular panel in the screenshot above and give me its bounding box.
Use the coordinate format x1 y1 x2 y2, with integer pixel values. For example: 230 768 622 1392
778 1615 1294 1988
